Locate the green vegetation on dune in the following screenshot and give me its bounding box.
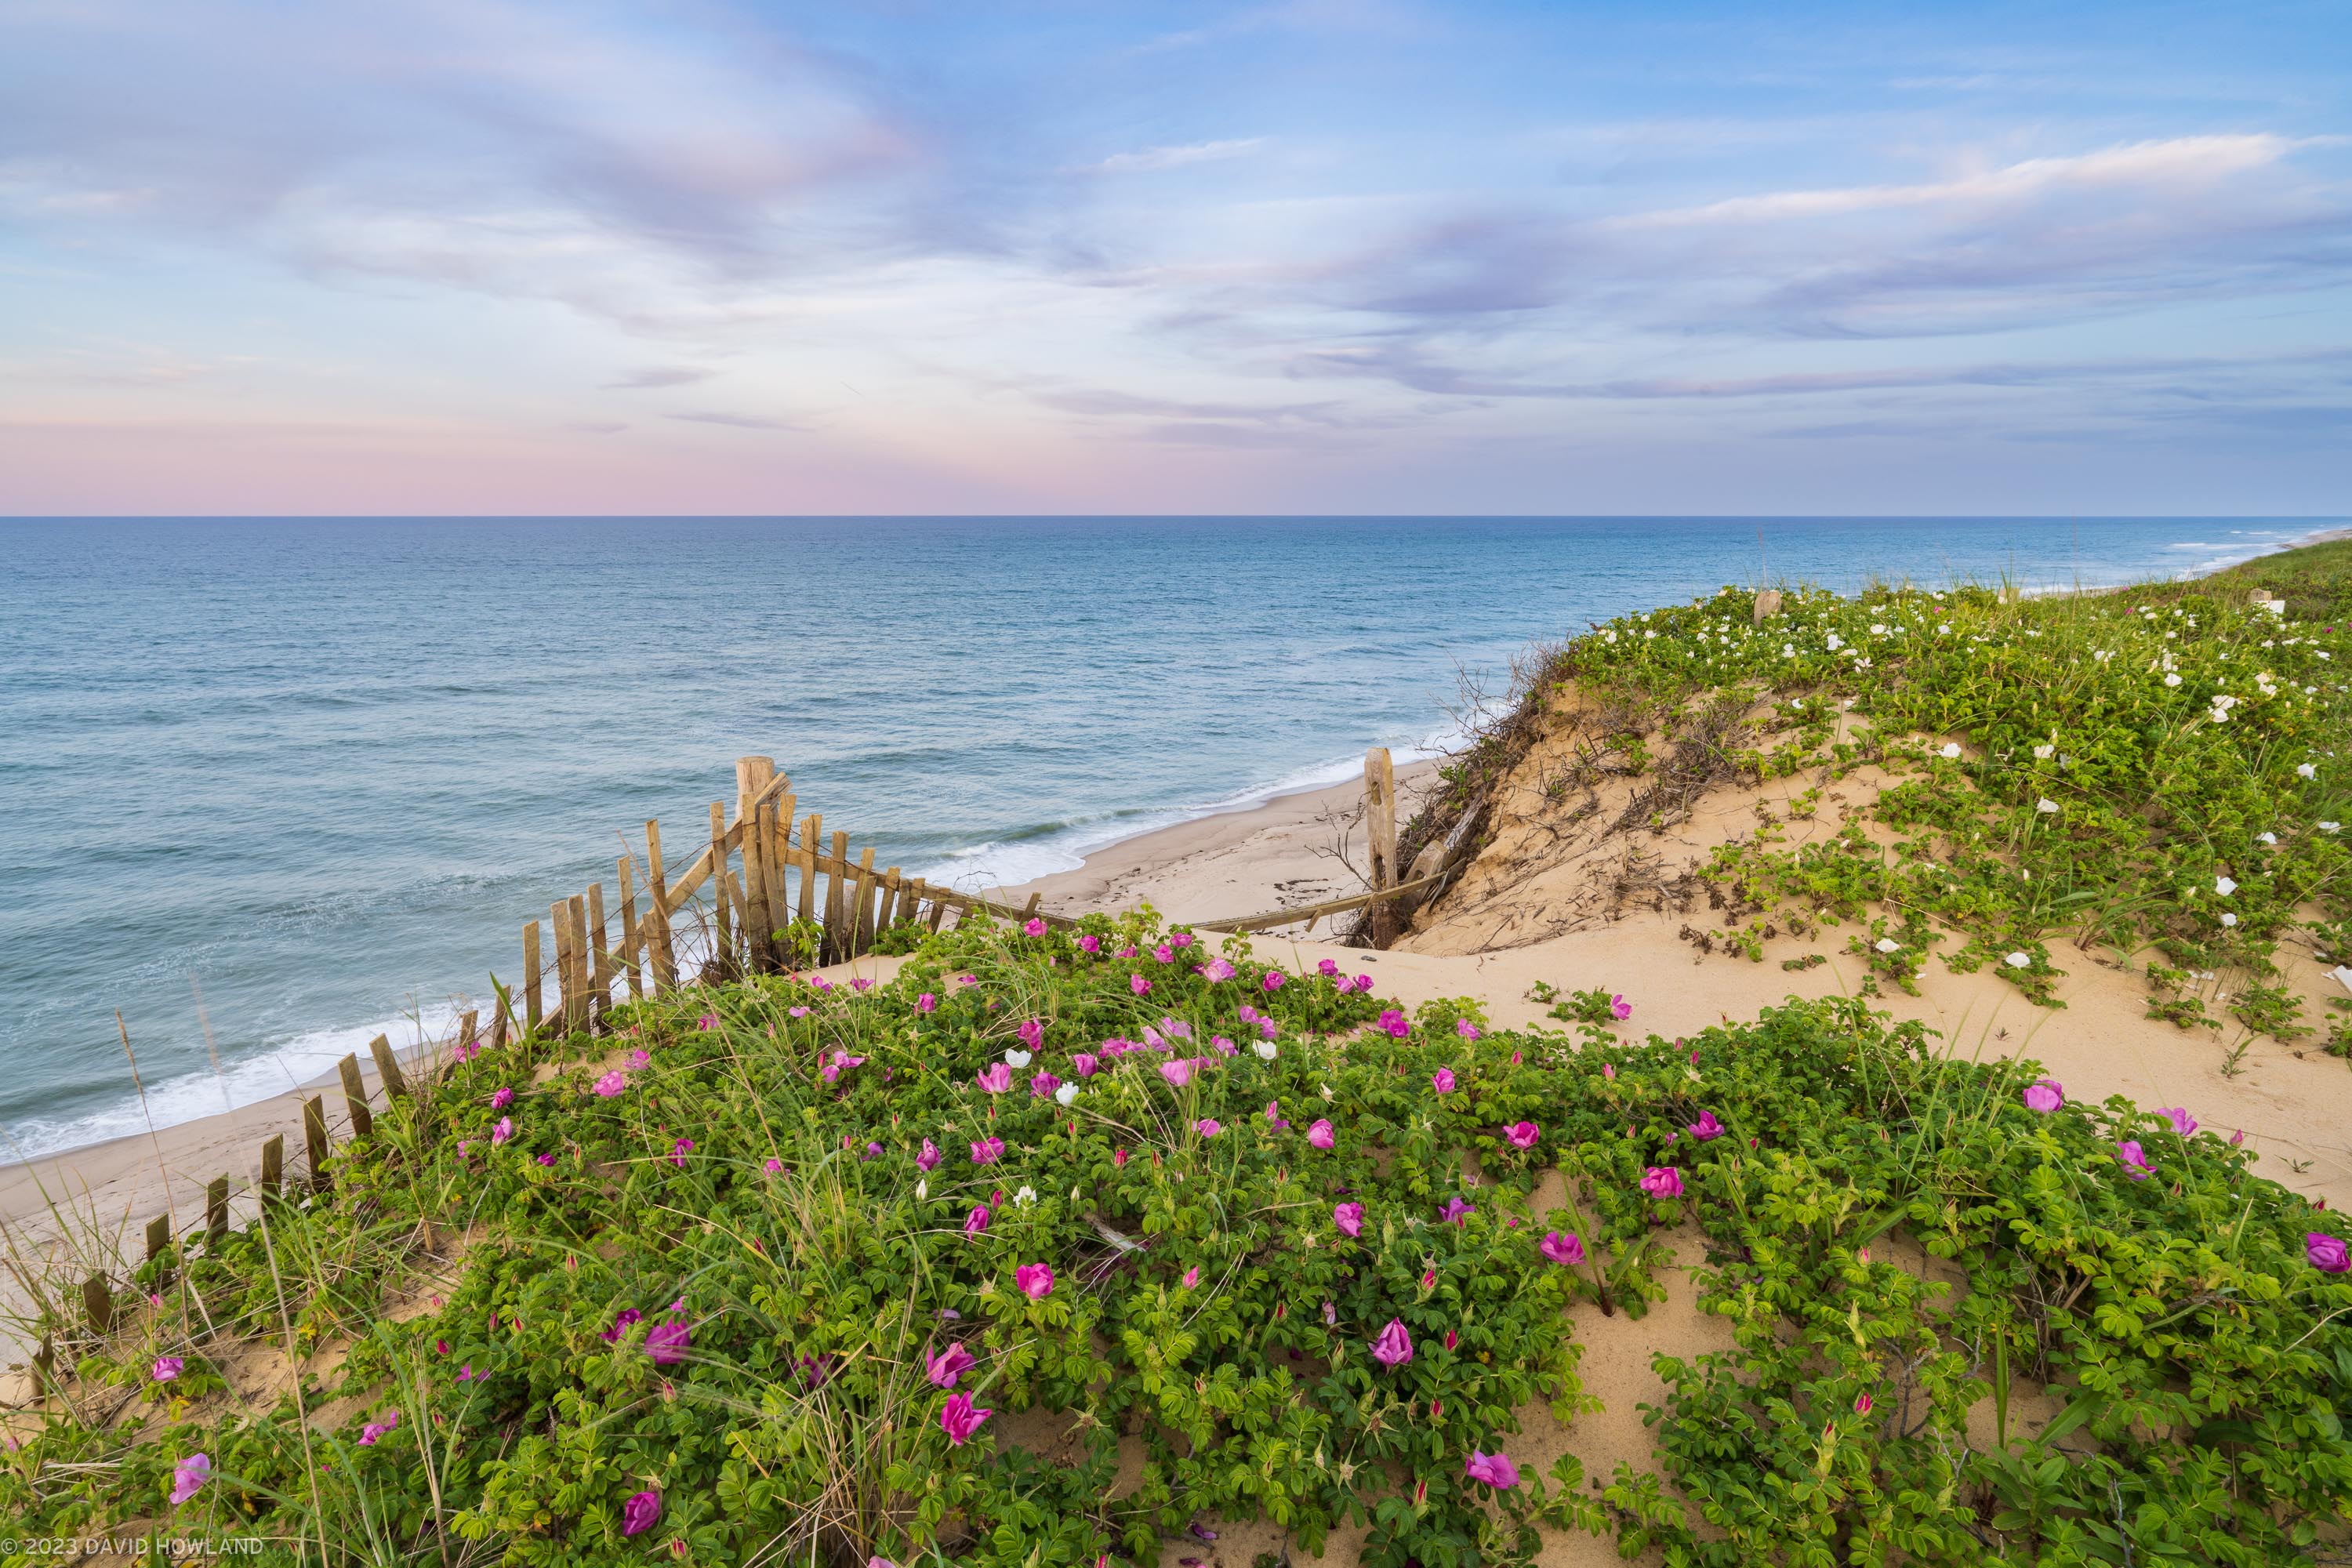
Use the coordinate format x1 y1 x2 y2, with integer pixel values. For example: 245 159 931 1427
1420 536 2350 1039
8 539 2352 1567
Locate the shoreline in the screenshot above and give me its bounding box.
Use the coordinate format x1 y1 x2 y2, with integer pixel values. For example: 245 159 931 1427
2 524 2336 1255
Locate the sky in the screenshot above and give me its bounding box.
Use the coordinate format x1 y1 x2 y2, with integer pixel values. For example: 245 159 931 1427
2 0 2347 516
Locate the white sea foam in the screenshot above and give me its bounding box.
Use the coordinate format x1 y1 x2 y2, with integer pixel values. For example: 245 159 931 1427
2 1000 476 1164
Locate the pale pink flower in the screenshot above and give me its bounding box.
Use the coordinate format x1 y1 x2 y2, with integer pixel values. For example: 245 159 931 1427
1610 994 1632 1021
1334 1202 1363 1237
169 1453 209 1506
593 1070 626 1097
1131 973 1152 996
975 1062 1012 1094
1202 957 1236 982
970 1136 1004 1166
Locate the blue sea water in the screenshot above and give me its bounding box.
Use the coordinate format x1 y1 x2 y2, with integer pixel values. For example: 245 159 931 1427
0 515 2335 1159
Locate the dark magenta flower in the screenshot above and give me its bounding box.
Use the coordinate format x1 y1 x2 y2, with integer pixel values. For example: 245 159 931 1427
1465 1449 1519 1489
1505 1120 1540 1149
1014 1263 1054 1300
1439 1196 1475 1225
927 1342 977 1387
644 1316 691 1366
2308 1232 2350 1272
1686 1111 1725 1141
621 1488 662 1536
1540 1230 1584 1266
965 1204 991 1234
600 1307 643 1343
492 1087 514 1110
917 1139 941 1171
1639 1166 1683 1200
939 1392 993 1446
1370 1319 1414 1367
1378 1008 1410 1038
1261 969 1287 992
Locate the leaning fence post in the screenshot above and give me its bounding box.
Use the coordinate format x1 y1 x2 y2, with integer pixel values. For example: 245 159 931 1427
1365 746 1399 946
337 1053 373 1139
205 1176 229 1243
303 1095 331 1191
260 1133 284 1200
646 819 675 992
368 1033 408 1100
84 1275 113 1334
524 920 543 1034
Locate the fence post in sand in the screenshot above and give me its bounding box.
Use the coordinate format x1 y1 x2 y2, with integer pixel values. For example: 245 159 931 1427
797 814 821 934
736 758 776 972
260 1133 284 1200
645 819 675 992
337 1053 374 1139
927 884 951 932
524 920 543 1033
204 1177 229 1243
709 802 732 974
618 855 643 1000
879 867 903 933
546 902 568 1031
145 1214 171 1263
567 895 591 1031
848 848 877 956
823 831 848 960
1365 746 1399 946
768 794 794 953
303 1095 330 1191
455 1007 478 1052
586 882 610 1030
368 1033 408 1100
84 1276 113 1334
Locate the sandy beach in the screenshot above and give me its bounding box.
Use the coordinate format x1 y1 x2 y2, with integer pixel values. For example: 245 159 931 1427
0 764 1437 1368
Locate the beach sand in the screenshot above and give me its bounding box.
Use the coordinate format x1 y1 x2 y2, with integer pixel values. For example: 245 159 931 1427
7 624 2350 1562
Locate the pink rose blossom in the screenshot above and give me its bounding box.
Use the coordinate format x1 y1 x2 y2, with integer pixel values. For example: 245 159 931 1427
938 1392 993 1445
1610 994 1632 1021
1014 1263 1054 1300
1540 1230 1584 1266
1465 1449 1519 1489
1431 1068 1456 1094
1131 973 1152 996
1639 1166 1683 1200
1370 1319 1414 1367
1505 1120 1539 1149
622 1488 662 1536
491 1087 514 1110
917 1139 941 1171
927 1342 977 1388
593 1070 626 1097
1203 957 1236 982
965 1205 991 1234
1686 1111 1725 1141
970 1136 1004 1166
1308 1119 1335 1149
916 993 938 1013
1334 1202 1363 1237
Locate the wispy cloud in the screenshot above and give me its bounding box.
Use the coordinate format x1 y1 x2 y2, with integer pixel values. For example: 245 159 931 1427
666 409 801 430
604 366 715 390
1092 139 1266 175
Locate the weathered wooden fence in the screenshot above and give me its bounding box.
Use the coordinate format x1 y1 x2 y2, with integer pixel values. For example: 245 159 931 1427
31 746 1466 1391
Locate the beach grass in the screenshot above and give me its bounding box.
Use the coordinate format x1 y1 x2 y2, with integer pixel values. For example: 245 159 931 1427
4 539 2350 1566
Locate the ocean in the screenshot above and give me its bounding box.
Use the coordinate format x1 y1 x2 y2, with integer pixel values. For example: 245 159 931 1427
0 515 2332 1160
